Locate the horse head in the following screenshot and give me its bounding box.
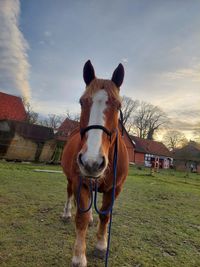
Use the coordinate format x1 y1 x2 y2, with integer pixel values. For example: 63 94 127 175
77 60 124 178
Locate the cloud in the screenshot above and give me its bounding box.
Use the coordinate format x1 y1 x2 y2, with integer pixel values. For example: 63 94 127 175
157 119 199 141
0 0 31 99
162 64 200 83
162 107 200 139
44 31 52 37
31 98 79 116
169 119 197 131
169 108 200 121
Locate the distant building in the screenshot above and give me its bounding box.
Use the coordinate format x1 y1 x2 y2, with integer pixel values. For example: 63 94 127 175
0 92 27 121
173 141 200 173
0 120 56 162
53 118 79 162
56 118 79 142
130 136 173 169
0 92 57 162
119 122 135 163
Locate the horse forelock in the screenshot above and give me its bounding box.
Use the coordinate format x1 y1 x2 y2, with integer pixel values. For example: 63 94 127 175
82 78 122 104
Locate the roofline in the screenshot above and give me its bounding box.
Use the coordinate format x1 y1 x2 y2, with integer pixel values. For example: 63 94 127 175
58 117 80 131
0 119 54 131
0 91 23 100
119 120 136 147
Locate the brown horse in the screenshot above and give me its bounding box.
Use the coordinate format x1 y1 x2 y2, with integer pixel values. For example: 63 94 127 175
61 60 129 267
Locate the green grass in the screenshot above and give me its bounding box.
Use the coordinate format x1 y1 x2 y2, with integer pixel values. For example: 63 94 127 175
0 161 200 267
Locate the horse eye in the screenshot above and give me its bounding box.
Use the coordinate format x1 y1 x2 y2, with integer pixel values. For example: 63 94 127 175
79 99 83 106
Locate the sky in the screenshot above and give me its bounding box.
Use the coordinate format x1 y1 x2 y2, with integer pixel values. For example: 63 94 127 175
0 0 200 140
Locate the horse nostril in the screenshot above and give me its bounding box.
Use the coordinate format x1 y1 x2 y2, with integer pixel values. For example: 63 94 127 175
78 154 106 175
99 156 106 170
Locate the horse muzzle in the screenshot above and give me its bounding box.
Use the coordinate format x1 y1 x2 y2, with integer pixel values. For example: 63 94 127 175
77 152 107 178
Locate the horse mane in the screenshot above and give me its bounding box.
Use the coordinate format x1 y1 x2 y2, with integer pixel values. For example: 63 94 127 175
83 78 122 104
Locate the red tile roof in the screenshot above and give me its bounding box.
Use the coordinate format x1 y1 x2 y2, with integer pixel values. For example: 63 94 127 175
0 92 27 121
131 136 171 157
56 118 79 141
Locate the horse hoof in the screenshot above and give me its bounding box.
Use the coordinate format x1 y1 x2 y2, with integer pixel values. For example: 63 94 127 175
94 248 106 259
71 255 87 267
71 264 86 267
71 263 86 267
61 214 71 222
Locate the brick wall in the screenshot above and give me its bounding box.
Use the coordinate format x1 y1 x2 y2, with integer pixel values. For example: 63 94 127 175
135 152 145 165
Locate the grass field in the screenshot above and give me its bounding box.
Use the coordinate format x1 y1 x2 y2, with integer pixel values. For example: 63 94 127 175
0 161 200 267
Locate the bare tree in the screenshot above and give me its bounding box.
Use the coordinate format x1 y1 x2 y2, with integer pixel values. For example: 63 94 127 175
22 97 39 124
40 114 64 131
121 96 139 131
133 101 169 140
40 110 80 131
65 109 80 122
162 130 188 151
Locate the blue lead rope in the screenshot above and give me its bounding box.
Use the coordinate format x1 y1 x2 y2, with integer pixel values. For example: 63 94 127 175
105 130 118 267
77 130 118 267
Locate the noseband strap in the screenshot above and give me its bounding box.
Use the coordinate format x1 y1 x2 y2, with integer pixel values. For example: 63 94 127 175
80 125 112 141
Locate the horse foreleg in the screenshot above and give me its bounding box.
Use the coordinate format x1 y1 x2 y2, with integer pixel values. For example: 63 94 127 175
72 187 91 267
62 181 73 220
72 225 87 267
96 187 121 254
95 191 111 253
96 213 110 253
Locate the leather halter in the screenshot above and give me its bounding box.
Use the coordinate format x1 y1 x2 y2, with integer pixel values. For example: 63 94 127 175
80 125 113 142
80 109 123 141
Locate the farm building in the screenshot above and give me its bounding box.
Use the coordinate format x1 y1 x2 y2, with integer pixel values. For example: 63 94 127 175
53 118 79 162
0 91 56 162
0 91 27 121
54 118 135 163
119 122 135 163
173 141 200 173
0 120 56 162
130 136 173 169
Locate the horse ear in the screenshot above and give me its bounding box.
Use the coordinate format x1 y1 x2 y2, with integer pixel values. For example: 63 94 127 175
111 63 124 88
83 60 95 85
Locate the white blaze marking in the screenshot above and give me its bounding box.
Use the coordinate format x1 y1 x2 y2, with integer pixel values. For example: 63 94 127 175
83 90 108 163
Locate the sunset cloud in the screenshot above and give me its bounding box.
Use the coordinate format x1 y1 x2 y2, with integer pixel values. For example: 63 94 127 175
0 0 31 99
162 64 200 83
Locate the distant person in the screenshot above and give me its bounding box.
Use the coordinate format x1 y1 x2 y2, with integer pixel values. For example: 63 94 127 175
190 163 194 172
